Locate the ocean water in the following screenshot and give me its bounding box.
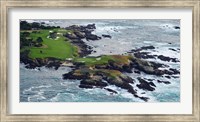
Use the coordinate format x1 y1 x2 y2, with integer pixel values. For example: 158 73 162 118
20 19 180 102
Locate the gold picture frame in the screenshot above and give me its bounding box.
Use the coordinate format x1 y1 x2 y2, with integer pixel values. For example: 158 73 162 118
0 0 199 121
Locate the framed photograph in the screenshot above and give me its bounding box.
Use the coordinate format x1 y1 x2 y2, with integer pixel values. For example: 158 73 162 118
0 0 199 121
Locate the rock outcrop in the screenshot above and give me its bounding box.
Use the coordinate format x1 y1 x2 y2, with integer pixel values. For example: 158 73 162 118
129 46 180 63
65 24 101 41
102 34 112 39
63 66 148 101
157 55 179 62
62 54 179 101
20 50 62 70
136 77 156 91
157 80 171 84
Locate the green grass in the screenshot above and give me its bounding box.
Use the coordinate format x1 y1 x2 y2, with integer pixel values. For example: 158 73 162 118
74 55 114 66
21 29 78 60
54 28 72 33
74 55 132 66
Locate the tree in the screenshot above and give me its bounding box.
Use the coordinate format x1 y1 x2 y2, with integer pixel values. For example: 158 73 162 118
49 32 57 39
20 36 33 48
20 21 31 30
22 32 30 37
32 22 40 29
36 37 43 43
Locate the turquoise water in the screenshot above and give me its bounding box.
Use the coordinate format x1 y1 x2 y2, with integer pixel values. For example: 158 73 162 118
20 20 180 102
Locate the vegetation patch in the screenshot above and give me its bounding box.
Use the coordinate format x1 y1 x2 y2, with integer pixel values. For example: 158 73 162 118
20 29 78 60
74 55 132 67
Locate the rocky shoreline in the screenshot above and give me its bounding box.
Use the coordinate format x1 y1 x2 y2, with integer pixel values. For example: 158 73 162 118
64 24 102 57
20 50 62 70
128 45 180 63
62 53 179 101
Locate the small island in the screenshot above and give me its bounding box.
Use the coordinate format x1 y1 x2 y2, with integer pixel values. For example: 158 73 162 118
20 20 180 102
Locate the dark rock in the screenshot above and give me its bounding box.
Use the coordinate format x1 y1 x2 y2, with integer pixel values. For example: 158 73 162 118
149 82 156 87
168 43 172 44
136 77 156 91
119 74 134 84
152 62 168 68
144 78 154 81
104 88 118 94
86 23 96 29
131 58 169 76
134 70 141 74
46 61 61 70
88 46 92 50
165 76 171 79
69 39 92 57
174 26 180 29
171 58 179 63
62 71 89 80
157 55 171 62
69 39 81 43
102 75 137 95
106 60 126 73
122 65 133 73
102 34 112 39
65 32 79 39
63 67 139 99
62 60 151 102
141 46 155 50
138 96 149 102
169 48 177 52
80 78 108 87
169 68 180 74
131 46 155 52
79 84 93 89
157 80 171 84
157 55 179 62
20 53 62 70
65 24 101 41
134 52 155 59
164 81 171 84
65 25 81 30
86 33 101 41
172 76 179 78
133 94 149 102
74 31 85 39
157 80 162 83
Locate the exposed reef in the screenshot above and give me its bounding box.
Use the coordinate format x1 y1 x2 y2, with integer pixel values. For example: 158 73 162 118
128 45 180 63
62 54 179 101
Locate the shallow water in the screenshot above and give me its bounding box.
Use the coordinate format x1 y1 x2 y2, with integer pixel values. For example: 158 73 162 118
20 19 180 102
